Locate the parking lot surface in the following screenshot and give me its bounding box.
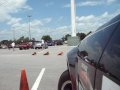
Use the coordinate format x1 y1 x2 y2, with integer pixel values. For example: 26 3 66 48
0 46 73 90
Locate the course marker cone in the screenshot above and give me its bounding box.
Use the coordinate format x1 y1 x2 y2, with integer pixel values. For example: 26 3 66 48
44 52 49 55
32 52 36 55
20 69 29 90
58 52 63 56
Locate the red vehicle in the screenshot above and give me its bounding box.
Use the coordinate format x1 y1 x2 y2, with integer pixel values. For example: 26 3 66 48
19 43 32 50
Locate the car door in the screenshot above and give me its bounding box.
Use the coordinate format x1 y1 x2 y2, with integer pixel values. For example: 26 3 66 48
95 23 120 90
77 19 119 90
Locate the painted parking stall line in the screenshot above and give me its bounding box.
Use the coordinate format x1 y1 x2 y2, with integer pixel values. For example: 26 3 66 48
31 68 46 90
102 75 120 90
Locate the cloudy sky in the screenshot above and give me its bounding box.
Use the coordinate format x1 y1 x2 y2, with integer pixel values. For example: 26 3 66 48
0 0 120 41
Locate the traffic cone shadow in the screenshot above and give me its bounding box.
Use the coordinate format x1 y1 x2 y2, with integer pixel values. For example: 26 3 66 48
58 52 63 56
20 69 29 90
43 52 49 55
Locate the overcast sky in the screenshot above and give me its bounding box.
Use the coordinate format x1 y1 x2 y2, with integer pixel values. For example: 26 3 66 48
0 0 120 40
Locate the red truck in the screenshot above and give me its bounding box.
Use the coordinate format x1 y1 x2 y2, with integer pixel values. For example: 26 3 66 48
19 43 32 50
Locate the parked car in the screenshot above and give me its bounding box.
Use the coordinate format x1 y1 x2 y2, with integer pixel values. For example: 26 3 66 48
34 41 48 49
1 45 7 49
19 43 32 50
47 41 55 46
58 14 120 90
55 40 63 45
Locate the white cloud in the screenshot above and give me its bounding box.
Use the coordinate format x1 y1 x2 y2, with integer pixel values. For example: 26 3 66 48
43 18 52 24
1 17 53 40
31 20 43 26
64 0 117 8
0 0 119 41
78 1 102 7
0 10 119 41
63 4 70 8
57 16 64 22
45 2 54 7
7 17 22 25
107 0 116 4
0 0 33 40
76 10 120 33
0 0 32 22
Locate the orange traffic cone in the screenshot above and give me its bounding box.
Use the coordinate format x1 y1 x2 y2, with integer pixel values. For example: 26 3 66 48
44 52 49 55
32 52 36 55
20 69 29 90
58 52 63 56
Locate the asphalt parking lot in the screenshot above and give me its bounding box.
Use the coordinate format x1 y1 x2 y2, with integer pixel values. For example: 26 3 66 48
0 46 73 90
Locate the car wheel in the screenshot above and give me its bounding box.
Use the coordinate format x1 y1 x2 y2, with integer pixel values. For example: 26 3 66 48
19 48 22 50
58 70 72 90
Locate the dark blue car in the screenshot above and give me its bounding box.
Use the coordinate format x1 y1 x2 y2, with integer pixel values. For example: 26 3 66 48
47 41 55 46
58 14 120 90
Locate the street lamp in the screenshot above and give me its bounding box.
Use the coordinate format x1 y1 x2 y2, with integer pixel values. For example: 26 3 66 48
27 15 32 41
71 0 76 37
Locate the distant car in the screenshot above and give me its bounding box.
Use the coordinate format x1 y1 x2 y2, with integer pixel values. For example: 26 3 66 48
7 44 12 49
58 14 120 90
43 42 48 49
19 43 32 50
55 40 63 45
1 45 7 49
34 41 48 49
64 41 67 44
47 41 55 46
34 42 42 49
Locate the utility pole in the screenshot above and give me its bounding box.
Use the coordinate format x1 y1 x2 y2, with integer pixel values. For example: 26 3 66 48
71 0 76 37
28 15 32 41
13 30 15 41
67 0 80 46
12 28 15 41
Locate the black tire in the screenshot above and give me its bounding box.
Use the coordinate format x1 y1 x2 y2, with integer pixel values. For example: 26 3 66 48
58 70 72 90
19 48 22 50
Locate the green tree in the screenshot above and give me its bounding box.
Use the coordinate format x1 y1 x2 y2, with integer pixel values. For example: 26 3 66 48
77 33 86 40
41 35 52 41
1 40 9 45
16 36 30 44
64 34 71 41
24 37 29 42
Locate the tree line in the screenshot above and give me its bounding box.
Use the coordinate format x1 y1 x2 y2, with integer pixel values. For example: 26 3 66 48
62 31 92 41
0 31 92 45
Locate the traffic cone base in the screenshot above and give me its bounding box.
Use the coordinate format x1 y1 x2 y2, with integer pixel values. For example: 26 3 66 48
43 52 49 55
58 52 63 56
32 52 36 55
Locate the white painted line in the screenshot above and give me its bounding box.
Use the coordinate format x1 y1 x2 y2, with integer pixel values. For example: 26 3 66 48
31 68 46 90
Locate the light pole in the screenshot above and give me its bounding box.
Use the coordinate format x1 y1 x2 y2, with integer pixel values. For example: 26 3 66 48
28 15 32 41
12 28 15 41
71 0 76 37
13 30 15 41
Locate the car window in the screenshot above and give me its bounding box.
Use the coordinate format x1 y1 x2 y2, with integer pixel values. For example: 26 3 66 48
78 21 119 63
97 14 120 31
100 24 120 80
